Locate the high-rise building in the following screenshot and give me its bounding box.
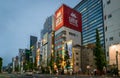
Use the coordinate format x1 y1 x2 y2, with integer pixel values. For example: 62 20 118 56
41 15 54 67
30 36 37 63
30 36 37 48
19 49 24 62
74 0 105 48
103 0 120 71
54 4 82 68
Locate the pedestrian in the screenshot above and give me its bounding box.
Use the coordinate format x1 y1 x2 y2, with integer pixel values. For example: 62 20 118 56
56 69 58 75
103 66 106 75
70 68 73 75
93 69 97 76
79 68 82 74
61 68 64 75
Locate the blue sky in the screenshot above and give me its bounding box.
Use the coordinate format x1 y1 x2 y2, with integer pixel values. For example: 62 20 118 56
0 0 81 66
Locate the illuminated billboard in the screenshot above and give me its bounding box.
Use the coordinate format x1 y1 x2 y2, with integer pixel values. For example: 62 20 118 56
55 4 82 32
67 40 72 58
109 44 120 65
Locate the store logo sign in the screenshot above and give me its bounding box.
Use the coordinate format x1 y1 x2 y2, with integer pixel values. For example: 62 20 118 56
69 12 78 27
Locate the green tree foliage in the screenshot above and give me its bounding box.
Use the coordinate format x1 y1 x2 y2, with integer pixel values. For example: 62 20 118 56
15 65 19 72
56 51 62 70
29 62 33 70
49 54 54 69
64 44 70 69
8 67 12 73
23 61 33 71
23 62 29 71
33 57 37 70
0 57 3 73
49 52 55 73
94 29 106 73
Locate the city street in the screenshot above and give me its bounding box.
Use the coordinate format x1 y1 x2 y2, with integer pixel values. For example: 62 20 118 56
0 73 119 78
20 74 120 78
0 1 120 78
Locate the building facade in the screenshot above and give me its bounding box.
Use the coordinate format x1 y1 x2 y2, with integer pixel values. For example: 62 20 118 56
103 0 120 59
74 0 105 48
30 36 37 64
103 0 120 72
54 4 82 69
72 45 81 74
81 46 95 73
41 15 54 67
73 45 95 74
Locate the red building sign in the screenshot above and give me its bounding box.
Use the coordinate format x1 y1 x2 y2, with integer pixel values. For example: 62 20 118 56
55 4 82 32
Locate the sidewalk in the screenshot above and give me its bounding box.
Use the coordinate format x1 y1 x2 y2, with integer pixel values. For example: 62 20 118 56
76 74 120 78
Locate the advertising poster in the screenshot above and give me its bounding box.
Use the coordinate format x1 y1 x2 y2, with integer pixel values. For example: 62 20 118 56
67 40 72 58
109 44 120 65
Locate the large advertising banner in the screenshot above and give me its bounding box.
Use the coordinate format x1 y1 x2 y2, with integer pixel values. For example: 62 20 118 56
67 40 72 58
109 44 120 65
55 4 82 32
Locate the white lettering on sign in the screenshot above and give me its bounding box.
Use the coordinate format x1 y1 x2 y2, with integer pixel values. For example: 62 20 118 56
69 12 78 27
56 11 62 27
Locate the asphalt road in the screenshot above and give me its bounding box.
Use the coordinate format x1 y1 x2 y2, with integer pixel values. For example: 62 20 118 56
0 73 119 78
19 74 119 78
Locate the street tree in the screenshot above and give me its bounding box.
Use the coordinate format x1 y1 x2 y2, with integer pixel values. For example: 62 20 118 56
0 57 3 73
94 29 106 74
56 51 62 70
33 57 37 70
15 65 19 72
29 62 33 71
49 52 55 73
23 62 29 71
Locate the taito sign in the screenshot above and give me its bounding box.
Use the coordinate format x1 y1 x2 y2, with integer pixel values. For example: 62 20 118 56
55 4 82 32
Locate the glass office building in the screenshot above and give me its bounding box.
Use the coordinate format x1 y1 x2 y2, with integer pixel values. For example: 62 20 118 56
74 0 105 48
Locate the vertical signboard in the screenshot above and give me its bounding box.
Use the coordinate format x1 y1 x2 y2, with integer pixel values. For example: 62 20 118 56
55 6 64 30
